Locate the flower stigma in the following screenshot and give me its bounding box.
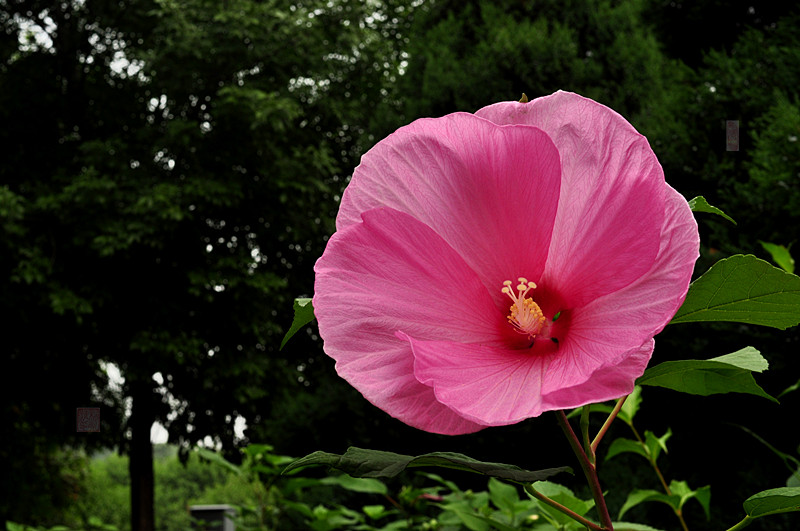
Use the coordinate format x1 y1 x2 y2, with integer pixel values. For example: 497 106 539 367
501 277 547 339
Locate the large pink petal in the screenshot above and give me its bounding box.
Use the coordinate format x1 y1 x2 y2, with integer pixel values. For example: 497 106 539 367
537 184 698 397
542 340 654 411
545 186 700 393
476 92 665 307
403 333 652 424
336 112 561 306
573 185 700 336
314 207 509 434
403 332 555 426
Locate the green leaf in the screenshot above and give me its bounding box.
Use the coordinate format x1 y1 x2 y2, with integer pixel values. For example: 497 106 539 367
618 489 680 520
670 254 800 329
759 241 795 274
788 468 800 488
418 471 462 493
743 487 800 518
527 481 594 528
712 348 769 372
636 347 777 402
568 386 641 426
669 480 711 519
244 442 276 456
779 377 800 398
440 502 491 531
280 297 314 349
449 510 523 531
611 523 667 531
362 504 390 520
488 477 520 516
688 196 736 224
282 499 314 518
319 474 389 495
310 505 361 529
619 386 643 426
644 428 672 462
283 447 571 483
605 438 650 463
195 447 241 475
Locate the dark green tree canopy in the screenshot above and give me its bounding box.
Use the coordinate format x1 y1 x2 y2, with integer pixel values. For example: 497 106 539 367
1 0 415 525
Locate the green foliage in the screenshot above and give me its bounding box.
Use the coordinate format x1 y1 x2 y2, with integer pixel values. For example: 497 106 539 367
670 255 800 329
284 447 572 483
636 347 776 401
743 487 800 518
618 387 643 426
570 387 643 428
606 429 672 464
78 446 237 530
617 490 680 521
0 185 25 236
570 372 800 530
6 519 119 531
760 241 796 274
280 298 315 349
1 0 422 523
618 481 711 523
13 438 799 531
78 453 130 530
319 475 389 496
669 10 800 259
0 446 91 529
688 196 737 225
179 444 568 530
392 0 680 113
526 481 595 529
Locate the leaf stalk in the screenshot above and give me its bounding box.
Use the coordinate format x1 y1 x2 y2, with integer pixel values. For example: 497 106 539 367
556 410 615 530
628 422 690 531
524 484 604 531
724 515 753 531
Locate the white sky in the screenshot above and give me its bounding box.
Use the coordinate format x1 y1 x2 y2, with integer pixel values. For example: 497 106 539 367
104 362 246 446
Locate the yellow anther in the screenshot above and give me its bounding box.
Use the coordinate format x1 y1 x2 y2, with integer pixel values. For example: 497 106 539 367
501 278 546 338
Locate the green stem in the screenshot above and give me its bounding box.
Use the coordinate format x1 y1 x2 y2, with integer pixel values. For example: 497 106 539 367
581 405 595 465
628 423 690 531
629 424 672 494
725 515 753 531
556 411 615 530
524 484 604 531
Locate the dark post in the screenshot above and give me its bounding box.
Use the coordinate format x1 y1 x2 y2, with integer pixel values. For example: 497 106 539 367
129 379 155 531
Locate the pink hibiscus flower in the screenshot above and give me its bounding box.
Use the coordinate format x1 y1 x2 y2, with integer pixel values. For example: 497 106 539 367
313 91 699 435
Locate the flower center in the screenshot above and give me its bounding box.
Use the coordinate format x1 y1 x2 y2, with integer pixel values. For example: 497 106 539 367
501 277 546 338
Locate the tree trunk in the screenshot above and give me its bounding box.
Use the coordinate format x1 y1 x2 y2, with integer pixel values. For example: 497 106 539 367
129 380 155 531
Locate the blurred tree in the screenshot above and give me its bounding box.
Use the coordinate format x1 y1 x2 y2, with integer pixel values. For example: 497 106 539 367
0 0 415 528
644 0 796 69
371 0 698 188
381 2 669 116
684 12 800 252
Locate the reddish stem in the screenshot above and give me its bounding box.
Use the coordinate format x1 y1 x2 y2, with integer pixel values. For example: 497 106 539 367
556 411 615 531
